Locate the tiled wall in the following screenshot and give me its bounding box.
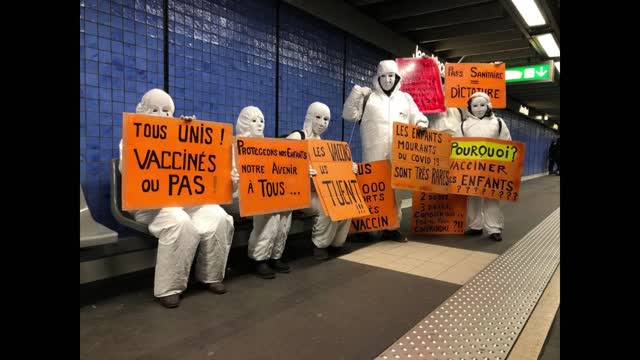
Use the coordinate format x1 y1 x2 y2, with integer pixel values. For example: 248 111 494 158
168 0 277 135
495 109 557 176
80 0 558 229
80 0 165 230
277 4 344 141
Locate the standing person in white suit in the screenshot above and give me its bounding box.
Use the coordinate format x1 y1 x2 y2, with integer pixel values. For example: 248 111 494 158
343 60 428 242
118 88 234 308
454 91 512 242
232 106 292 279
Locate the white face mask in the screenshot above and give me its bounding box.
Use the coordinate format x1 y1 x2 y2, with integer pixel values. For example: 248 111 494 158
312 112 330 136
248 115 265 137
470 97 489 118
379 72 396 91
138 89 175 117
145 104 174 117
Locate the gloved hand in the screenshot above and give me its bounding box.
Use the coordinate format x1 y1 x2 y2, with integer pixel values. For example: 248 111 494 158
231 169 239 184
352 162 359 175
354 84 372 98
309 166 317 177
180 115 196 121
230 169 240 193
417 122 428 131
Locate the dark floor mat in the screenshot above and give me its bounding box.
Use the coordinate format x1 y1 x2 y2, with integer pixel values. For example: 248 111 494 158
80 257 459 360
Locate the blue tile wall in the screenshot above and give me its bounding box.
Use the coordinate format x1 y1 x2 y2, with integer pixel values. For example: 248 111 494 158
81 0 558 234
495 109 558 176
344 36 391 163
277 4 344 141
534 126 542 173
80 0 164 229
168 0 277 135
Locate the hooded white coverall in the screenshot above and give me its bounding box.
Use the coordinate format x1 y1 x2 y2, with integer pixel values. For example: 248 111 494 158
232 106 292 261
118 89 234 298
454 94 512 236
429 107 469 135
343 60 428 223
288 102 351 249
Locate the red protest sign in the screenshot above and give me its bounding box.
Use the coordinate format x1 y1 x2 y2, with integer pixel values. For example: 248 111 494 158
397 57 445 113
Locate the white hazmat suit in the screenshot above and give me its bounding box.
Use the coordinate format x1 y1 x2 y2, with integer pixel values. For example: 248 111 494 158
454 92 511 241
288 102 355 259
429 107 470 135
118 88 234 306
232 106 292 278
343 60 429 231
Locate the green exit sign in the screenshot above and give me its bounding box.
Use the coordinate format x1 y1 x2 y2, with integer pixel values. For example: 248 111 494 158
506 61 555 83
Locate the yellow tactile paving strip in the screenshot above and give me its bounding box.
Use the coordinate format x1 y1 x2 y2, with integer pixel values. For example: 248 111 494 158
507 267 560 360
339 240 498 285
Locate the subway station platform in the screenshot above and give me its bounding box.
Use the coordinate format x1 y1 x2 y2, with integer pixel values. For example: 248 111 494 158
80 175 560 360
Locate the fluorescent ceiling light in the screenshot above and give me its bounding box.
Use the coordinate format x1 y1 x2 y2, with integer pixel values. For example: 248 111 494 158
519 105 529 115
535 115 542 120
511 0 546 26
535 33 560 57
554 61 560 72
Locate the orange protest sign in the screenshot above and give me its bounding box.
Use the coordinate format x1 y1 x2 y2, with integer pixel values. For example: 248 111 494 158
121 113 233 210
391 122 452 194
349 160 399 233
307 139 370 221
448 137 525 201
444 62 506 108
235 137 310 217
411 192 467 235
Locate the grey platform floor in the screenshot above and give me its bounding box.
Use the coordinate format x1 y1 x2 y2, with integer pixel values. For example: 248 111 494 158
80 176 560 360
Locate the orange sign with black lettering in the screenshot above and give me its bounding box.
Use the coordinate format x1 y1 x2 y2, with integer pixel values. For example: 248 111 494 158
307 139 370 221
391 122 452 194
121 113 232 210
445 62 506 108
235 137 310 217
448 137 525 201
349 160 399 233
411 192 467 235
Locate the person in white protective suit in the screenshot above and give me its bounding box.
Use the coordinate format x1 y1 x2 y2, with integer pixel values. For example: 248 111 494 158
288 102 359 260
428 107 465 135
429 60 506 135
454 91 512 242
343 60 428 242
118 88 234 308
232 106 292 279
